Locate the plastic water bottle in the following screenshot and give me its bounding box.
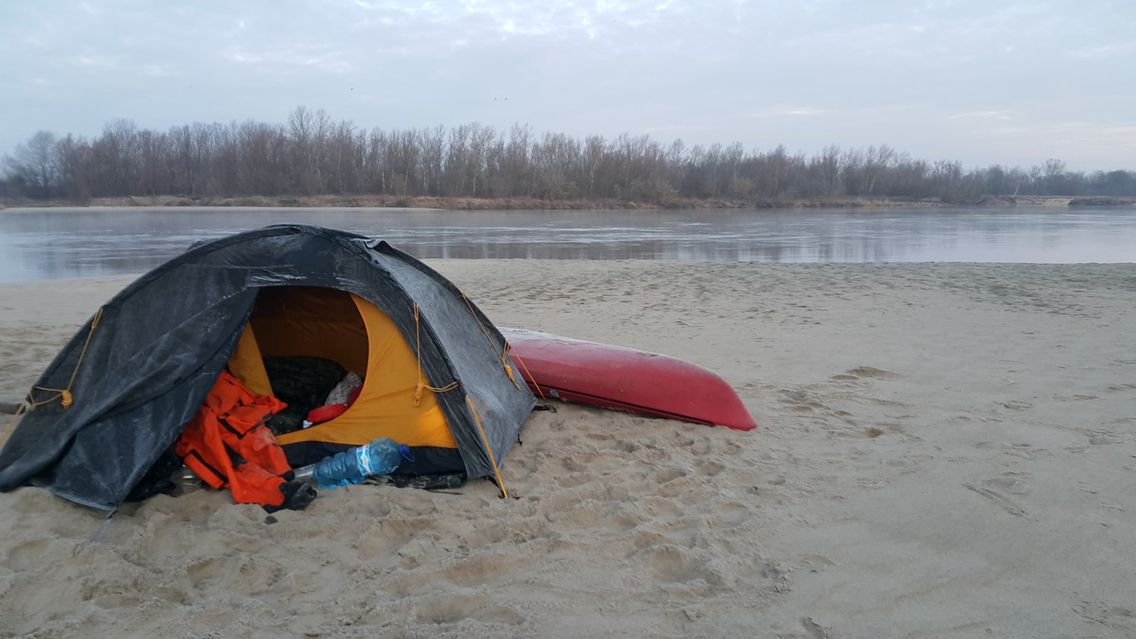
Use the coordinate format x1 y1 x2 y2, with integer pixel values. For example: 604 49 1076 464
304 438 409 489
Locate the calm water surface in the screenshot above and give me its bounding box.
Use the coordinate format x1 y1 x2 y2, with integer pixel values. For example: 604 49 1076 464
1 206 1134 282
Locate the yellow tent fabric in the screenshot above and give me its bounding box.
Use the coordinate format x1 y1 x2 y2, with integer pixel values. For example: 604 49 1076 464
236 287 455 450
226 323 273 397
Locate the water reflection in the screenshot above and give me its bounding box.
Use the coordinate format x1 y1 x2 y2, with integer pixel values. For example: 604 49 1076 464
0 206 1134 282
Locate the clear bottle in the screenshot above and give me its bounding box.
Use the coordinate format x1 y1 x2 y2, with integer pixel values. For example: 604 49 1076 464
301 438 409 490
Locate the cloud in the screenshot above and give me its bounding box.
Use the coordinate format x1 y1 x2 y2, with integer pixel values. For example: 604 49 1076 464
141 64 168 77
748 108 827 118
1072 41 1136 59
948 111 1012 121
222 46 352 74
1 0 1135 168
72 54 111 67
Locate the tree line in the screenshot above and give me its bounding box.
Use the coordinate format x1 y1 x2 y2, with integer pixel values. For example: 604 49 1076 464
3 107 1135 203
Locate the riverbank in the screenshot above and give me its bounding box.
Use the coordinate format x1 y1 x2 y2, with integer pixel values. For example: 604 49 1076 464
2 261 1135 637
5 193 1128 211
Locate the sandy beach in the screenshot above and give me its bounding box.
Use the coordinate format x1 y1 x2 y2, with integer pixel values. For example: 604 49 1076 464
1 260 1135 638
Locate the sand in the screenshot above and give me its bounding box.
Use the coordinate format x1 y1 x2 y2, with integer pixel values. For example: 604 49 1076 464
1 261 1135 638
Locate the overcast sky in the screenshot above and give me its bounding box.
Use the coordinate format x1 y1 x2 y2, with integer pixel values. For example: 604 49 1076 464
2 0 1134 169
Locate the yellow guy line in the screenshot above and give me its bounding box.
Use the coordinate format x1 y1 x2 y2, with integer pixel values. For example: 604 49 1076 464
29 307 104 411
412 303 459 406
465 394 509 499
0 405 26 448
2 307 104 447
459 292 521 390
508 349 548 403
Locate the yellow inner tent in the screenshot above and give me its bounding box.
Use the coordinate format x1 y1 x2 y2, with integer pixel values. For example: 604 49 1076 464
226 286 456 449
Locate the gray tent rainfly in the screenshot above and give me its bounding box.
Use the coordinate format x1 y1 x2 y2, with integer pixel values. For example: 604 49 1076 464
0 225 535 510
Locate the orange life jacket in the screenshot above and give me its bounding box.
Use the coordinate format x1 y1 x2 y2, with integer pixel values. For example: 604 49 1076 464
175 370 291 508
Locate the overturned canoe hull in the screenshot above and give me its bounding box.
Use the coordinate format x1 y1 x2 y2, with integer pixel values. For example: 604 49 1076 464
501 328 756 431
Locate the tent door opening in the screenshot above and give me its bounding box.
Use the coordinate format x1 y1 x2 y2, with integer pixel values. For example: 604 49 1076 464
225 286 462 472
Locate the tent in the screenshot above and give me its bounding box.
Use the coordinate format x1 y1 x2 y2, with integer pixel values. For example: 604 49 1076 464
0 225 535 510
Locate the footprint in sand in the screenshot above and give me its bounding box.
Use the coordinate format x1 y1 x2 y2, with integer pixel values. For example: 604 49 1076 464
186 556 232 588
710 501 752 528
793 554 836 574
4 538 50 571
846 366 900 380
1088 431 1124 445
963 480 1032 519
696 461 725 476
644 546 714 584
980 472 1032 496
91 593 144 609
414 595 525 625
801 617 837 638
779 388 826 412
652 467 687 484
1071 601 1136 630
433 553 527 587
355 518 422 559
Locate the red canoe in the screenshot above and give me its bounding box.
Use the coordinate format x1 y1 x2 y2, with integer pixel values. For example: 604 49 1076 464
501 328 756 431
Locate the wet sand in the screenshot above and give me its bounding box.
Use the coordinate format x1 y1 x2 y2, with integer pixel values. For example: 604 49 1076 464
2 261 1135 637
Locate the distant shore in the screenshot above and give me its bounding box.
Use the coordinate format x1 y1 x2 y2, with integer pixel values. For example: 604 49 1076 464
3 194 1133 211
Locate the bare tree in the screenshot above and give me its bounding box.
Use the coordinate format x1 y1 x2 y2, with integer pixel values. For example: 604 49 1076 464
5 130 60 197
4 108 1133 204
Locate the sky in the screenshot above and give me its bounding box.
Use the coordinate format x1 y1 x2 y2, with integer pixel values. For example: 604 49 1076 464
1 0 1134 170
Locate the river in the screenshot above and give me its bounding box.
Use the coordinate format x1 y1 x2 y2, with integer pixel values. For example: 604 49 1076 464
1 206 1134 282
